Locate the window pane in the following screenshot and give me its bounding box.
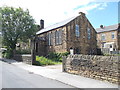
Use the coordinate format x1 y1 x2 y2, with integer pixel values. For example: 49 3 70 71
111 32 115 39
87 28 91 39
55 31 59 45
59 30 62 44
50 33 53 45
48 33 51 45
75 25 80 37
101 34 105 41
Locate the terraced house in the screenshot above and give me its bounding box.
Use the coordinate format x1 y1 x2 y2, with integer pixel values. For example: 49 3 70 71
35 12 97 56
96 24 120 54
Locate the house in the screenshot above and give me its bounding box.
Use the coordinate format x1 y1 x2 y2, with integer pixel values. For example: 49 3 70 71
35 12 97 56
96 24 120 54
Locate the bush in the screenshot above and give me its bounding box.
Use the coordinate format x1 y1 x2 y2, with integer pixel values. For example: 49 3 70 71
16 49 31 54
47 52 69 62
35 56 61 66
3 49 13 59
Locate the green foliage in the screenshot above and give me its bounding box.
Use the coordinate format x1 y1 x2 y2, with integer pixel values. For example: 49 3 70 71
16 49 31 54
35 56 61 66
2 48 13 59
47 52 69 62
1 6 38 58
103 54 111 56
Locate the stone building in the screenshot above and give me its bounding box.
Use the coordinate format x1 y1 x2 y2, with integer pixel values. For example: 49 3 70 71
96 24 120 54
35 12 97 56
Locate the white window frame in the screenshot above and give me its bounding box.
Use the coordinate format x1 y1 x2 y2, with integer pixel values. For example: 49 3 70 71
111 32 115 39
101 34 106 41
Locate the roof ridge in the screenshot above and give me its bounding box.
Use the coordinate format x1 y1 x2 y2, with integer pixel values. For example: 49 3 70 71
36 15 79 35
96 24 118 33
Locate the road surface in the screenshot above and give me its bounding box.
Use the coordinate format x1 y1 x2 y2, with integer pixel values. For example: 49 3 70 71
0 60 74 88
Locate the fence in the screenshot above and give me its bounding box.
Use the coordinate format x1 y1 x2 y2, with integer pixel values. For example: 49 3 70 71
101 48 119 55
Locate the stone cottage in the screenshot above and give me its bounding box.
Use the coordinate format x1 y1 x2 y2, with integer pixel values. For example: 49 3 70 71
35 12 97 56
96 24 120 54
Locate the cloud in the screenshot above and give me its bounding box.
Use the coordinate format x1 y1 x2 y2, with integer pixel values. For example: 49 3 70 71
93 0 119 2
98 3 107 10
72 3 101 14
0 0 107 27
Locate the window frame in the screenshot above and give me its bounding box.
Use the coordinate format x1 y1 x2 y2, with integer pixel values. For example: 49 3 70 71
111 32 115 39
87 27 91 40
48 32 53 46
75 24 80 37
55 30 62 45
101 34 106 41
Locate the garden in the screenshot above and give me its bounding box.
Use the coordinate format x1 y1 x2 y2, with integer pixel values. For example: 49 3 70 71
34 52 69 66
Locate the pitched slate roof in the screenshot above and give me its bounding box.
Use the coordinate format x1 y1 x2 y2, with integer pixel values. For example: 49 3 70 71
36 15 79 35
96 24 118 33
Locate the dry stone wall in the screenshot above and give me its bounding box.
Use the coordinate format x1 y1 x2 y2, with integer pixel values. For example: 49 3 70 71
14 54 32 65
63 54 120 84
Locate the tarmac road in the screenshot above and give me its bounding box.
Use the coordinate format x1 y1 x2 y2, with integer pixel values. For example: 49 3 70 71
0 60 74 88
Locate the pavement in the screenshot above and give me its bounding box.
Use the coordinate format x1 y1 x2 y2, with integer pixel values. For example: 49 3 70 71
1 58 119 89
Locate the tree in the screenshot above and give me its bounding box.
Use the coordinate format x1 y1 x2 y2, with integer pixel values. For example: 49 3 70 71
1 6 38 58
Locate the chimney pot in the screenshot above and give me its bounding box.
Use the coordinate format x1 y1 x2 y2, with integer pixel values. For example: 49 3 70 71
100 25 104 29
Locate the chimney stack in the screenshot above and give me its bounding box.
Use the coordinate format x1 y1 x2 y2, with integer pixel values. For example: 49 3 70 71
40 19 44 30
79 12 85 16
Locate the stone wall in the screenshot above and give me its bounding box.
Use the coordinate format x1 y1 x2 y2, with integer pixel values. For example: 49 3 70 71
14 54 32 65
37 26 68 56
36 12 97 56
63 54 119 84
66 13 97 55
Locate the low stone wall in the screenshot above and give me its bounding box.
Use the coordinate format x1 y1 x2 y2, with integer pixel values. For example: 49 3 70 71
63 54 120 84
14 54 32 65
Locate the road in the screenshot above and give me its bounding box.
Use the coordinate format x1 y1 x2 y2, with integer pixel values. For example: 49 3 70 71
0 60 75 88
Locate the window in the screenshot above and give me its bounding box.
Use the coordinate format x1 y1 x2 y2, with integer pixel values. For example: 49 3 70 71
48 33 52 46
55 31 59 45
110 45 112 48
59 30 62 44
102 42 106 48
118 33 120 38
87 28 91 39
75 25 80 37
55 30 62 45
111 32 115 39
101 34 105 41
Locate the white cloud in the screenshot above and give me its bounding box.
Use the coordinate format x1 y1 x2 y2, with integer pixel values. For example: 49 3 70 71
93 0 119 2
98 3 107 10
0 0 107 27
73 3 101 14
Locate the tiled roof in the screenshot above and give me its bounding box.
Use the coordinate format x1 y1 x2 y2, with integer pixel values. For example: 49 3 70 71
96 24 118 33
36 15 79 35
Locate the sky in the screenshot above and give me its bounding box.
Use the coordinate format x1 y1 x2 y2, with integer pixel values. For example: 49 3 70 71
0 0 119 28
